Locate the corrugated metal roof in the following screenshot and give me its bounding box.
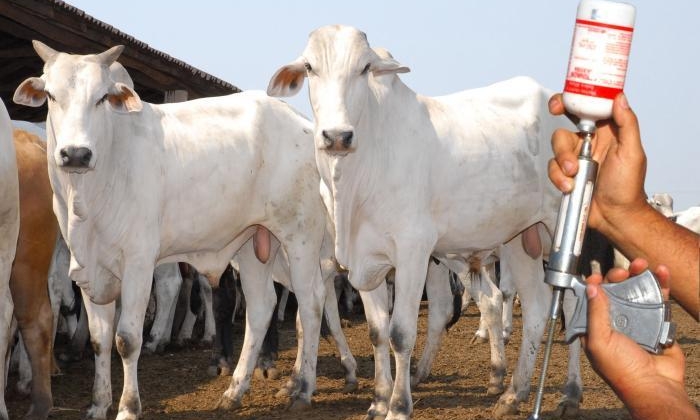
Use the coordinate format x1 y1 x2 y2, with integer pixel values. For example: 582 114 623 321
47 0 237 92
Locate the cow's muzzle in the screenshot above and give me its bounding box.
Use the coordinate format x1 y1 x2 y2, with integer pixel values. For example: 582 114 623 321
59 146 93 169
322 129 354 152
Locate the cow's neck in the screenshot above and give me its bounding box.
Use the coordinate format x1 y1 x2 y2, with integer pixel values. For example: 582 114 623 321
328 77 422 269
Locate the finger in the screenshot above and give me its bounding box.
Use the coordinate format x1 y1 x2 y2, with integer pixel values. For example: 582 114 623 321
627 258 650 277
548 93 580 125
548 158 574 193
653 264 671 301
586 273 614 349
604 267 632 284
551 128 580 176
611 93 643 153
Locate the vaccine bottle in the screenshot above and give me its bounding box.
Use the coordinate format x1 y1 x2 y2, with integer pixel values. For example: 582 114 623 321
563 0 636 132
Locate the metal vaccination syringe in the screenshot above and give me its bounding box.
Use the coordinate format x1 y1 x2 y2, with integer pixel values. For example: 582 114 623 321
527 124 675 420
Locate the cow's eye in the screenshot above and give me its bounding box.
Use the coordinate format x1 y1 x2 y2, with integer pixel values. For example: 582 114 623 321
96 94 109 106
361 63 371 75
304 62 312 72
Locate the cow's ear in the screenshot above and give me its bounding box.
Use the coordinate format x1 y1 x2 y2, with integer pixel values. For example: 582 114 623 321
267 57 306 97
107 83 142 113
13 77 47 107
371 55 410 77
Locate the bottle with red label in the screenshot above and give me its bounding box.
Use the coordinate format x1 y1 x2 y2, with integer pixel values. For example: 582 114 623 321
563 0 635 132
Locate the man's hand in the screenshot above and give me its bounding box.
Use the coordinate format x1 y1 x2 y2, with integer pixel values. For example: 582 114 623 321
583 258 697 419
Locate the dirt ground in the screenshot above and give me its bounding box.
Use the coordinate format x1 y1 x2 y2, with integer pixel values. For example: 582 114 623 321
7 299 698 420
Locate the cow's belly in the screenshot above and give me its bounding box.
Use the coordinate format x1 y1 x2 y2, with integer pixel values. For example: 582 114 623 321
434 191 543 254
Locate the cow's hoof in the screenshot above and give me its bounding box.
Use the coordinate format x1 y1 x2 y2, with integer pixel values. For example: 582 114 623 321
253 367 265 380
555 397 581 418
341 319 352 328
22 408 51 420
286 398 311 411
219 365 232 377
343 380 359 394
487 383 505 396
215 396 241 411
84 404 109 420
15 381 31 396
364 415 387 420
492 398 518 419
275 386 291 398
470 334 488 344
410 374 426 388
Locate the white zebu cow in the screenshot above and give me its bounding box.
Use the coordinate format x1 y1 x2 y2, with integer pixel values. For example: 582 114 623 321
269 25 577 419
15 42 328 420
0 100 20 420
675 206 700 233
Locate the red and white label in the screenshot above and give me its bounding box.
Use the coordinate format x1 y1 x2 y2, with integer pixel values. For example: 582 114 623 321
565 19 634 100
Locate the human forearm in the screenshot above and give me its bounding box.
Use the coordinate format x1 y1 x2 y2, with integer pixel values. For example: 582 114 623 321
599 203 699 320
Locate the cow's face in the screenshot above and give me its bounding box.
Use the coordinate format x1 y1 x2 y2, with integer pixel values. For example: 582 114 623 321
268 25 408 155
13 41 142 173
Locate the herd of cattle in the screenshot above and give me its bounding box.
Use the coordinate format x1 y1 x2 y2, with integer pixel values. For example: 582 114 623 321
1 25 698 420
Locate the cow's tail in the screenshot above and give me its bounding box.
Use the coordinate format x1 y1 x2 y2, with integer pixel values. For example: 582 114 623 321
446 271 464 331
320 309 331 341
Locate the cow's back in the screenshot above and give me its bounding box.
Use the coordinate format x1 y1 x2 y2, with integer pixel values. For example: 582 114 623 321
151 92 321 264
422 77 567 248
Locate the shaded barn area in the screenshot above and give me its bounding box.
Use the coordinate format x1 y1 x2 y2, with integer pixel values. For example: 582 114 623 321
0 0 240 122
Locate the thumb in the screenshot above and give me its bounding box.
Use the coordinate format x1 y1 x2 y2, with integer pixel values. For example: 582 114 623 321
611 93 642 152
586 274 613 345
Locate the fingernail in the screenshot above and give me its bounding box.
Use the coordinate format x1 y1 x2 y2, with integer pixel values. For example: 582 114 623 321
563 160 575 176
586 284 598 299
617 93 629 110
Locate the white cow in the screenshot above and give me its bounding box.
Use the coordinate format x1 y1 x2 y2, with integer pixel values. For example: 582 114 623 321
268 25 577 419
15 41 329 420
0 99 20 420
675 206 700 233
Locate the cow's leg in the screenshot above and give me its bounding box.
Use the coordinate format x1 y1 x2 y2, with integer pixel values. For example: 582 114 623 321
411 260 452 387
321 272 358 392
556 292 583 417
196 273 216 344
278 244 324 410
385 252 430 420
473 266 506 395
277 287 290 322
14 335 29 395
359 286 392 420
0 272 12 420
219 243 277 410
498 263 516 344
210 267 236 377
254 309 279 380
175 269 196 346
144 263 182 353
114 264 154 420
82 291 116 420
12 270 53 420
493 239 548 418
64 300 89 362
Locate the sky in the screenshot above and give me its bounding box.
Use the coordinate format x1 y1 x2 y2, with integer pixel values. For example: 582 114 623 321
66 0 699 212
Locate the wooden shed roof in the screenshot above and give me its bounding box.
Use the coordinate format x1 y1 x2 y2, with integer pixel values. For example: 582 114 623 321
0 0 241 122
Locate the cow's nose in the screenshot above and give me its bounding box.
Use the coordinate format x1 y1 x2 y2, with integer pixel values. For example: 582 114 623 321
59 146 93 168
322 129 354 149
